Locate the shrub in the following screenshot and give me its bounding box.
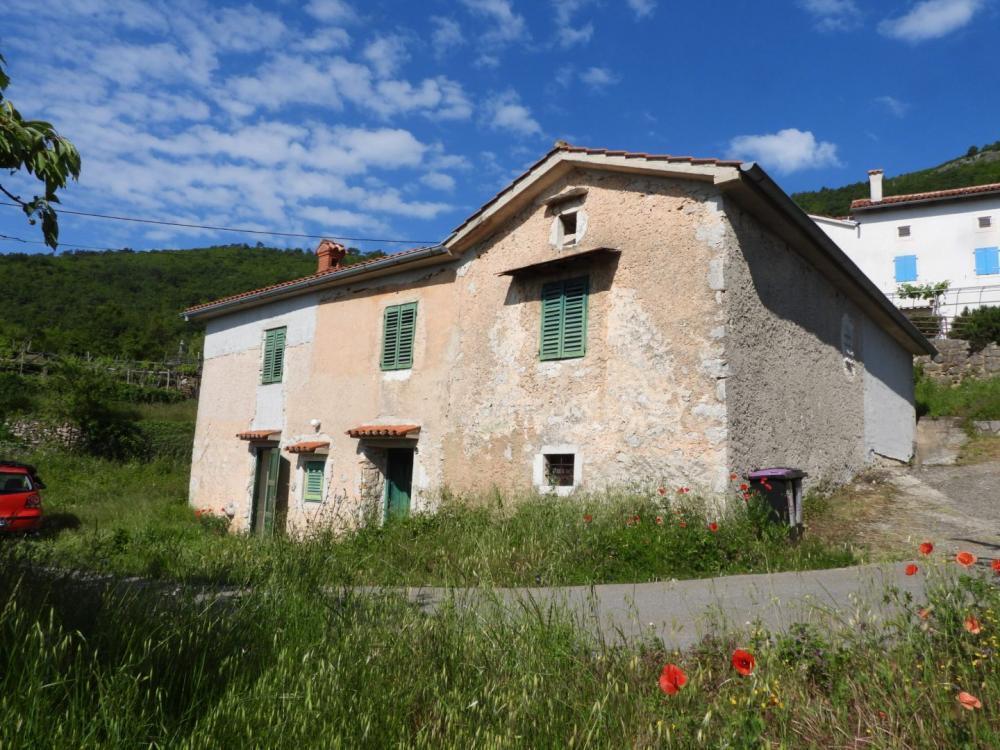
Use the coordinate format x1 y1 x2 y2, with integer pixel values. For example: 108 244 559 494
915 372 1000 421
950 305 1000 352
137 419 195 461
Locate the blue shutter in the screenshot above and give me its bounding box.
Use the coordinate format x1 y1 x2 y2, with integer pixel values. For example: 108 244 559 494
894 255 917 283
974 247 999 276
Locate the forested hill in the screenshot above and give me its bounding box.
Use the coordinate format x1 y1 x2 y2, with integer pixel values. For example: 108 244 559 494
0 244 384 361
792 140 1000 217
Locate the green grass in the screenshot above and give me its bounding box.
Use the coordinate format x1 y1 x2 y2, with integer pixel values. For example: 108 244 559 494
916 374 1000 422
9 451 858 587
2 551 998 747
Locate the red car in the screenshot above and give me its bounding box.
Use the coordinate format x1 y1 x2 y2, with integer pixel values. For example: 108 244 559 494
0 461 44 533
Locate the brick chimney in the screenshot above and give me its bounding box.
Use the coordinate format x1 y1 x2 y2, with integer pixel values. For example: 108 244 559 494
868 169 884 202
316 239 347 273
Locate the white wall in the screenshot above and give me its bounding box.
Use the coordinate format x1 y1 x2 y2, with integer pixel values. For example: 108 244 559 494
814 197 1000 293
862 315 915 462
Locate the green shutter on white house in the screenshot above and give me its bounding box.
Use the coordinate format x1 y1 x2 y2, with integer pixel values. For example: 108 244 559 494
261 327 287 384
539 277 589 361
381 302 417 370
303 460 325 503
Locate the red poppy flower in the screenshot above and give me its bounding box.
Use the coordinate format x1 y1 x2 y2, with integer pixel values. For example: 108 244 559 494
655 516 664 526
731 649 755 676
741 493 750 502
708 522 719 532
758 477 767 484
194 509 204 518
991 559 1000 575
658 663 688 695
918 541 933 556
729 473 738 481
739 483 749 491
678 521 687 528
957 691 982 710
583 513 593 524
633 515 641 523
956 551 977 568
964 615 982 634
657 487 666 496
905 564 918 576
677 486 689 494
918 607 931 620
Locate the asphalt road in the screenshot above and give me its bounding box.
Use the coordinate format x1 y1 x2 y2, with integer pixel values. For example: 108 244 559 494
382 563 934 649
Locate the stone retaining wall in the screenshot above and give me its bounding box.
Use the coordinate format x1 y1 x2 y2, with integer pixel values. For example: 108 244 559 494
916 339 1000 384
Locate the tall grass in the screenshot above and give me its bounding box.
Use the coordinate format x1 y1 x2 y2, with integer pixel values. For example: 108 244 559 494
10 451 857 586
2 554 998 747
916 373 1000 421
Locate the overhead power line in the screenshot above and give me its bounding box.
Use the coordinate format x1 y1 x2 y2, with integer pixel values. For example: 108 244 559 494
0 201 438 245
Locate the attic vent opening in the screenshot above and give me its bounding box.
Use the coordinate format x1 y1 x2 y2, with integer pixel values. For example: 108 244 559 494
559 211 578 247
979 216 992 229
897 225 911 238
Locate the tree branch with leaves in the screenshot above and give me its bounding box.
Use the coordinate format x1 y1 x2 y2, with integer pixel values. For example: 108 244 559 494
0 51 81 249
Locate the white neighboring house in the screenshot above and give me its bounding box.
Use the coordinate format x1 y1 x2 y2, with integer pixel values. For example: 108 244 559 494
812 171 1000 333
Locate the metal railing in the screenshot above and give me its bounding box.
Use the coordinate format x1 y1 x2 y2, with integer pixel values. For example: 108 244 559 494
884 284 1000 338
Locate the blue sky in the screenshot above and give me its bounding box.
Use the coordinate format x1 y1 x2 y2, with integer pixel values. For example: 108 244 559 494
1 0 998 255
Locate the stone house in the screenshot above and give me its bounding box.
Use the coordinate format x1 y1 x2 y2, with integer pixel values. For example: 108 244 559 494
183 144 934 535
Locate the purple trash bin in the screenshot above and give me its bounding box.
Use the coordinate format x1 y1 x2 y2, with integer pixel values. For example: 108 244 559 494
746 468 807 536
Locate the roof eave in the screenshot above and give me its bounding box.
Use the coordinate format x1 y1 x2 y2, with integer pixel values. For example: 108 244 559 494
852 187 1000 214
182 244 451 321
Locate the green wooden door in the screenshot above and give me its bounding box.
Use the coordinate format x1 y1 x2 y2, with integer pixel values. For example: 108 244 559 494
252 447 281 536
385 449 413 520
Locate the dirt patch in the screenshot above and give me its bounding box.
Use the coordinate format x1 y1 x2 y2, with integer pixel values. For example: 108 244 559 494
806 460 1000 563
958 434 1000 465
805 469 905 560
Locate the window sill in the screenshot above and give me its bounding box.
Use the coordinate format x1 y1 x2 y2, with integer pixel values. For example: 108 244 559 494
538 484 577 497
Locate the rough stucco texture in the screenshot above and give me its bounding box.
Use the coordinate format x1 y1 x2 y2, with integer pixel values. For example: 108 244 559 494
723 205 869 484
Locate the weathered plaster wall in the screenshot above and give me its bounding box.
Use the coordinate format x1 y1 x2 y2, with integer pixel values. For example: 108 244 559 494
189 168 736 530
189 294 319 532
442 168 730 494
723 205 869 485
861 315 915 462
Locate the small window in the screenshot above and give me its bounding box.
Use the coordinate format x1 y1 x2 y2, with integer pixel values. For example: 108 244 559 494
897 225 911 238
978 216 992 229
559 211 578 247
544 454 575 487
303 460 325 503
974 247 1000 276
381 302 417 371
894 255 917 283
261 327 287 384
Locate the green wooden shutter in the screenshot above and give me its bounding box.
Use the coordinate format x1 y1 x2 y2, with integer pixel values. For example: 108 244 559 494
381 306 401 370
539 277 588 361
396 303 417 369
381 303 417 370
540 282 564 360
560 277 589 359
262 327 286 384
303 460 325 503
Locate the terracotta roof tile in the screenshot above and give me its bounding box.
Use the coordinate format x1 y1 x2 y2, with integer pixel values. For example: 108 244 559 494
287 440 330 453
236 429 281 440
184 244 438 315
346 424 420 438
851 181 1000 211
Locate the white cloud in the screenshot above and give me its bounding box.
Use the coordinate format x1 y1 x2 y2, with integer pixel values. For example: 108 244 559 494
878 0 983 42
579 66 619 90
304 0 356 23
626 0 657 18
363 34 409 78
420 172 456 191
727 128 841 174
875 95 909 117
430 16 465 55
798 0 862 31
460 0 529 45
552 0 596 47
484 90 543 137
300 28 352 53
298 205 390 232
